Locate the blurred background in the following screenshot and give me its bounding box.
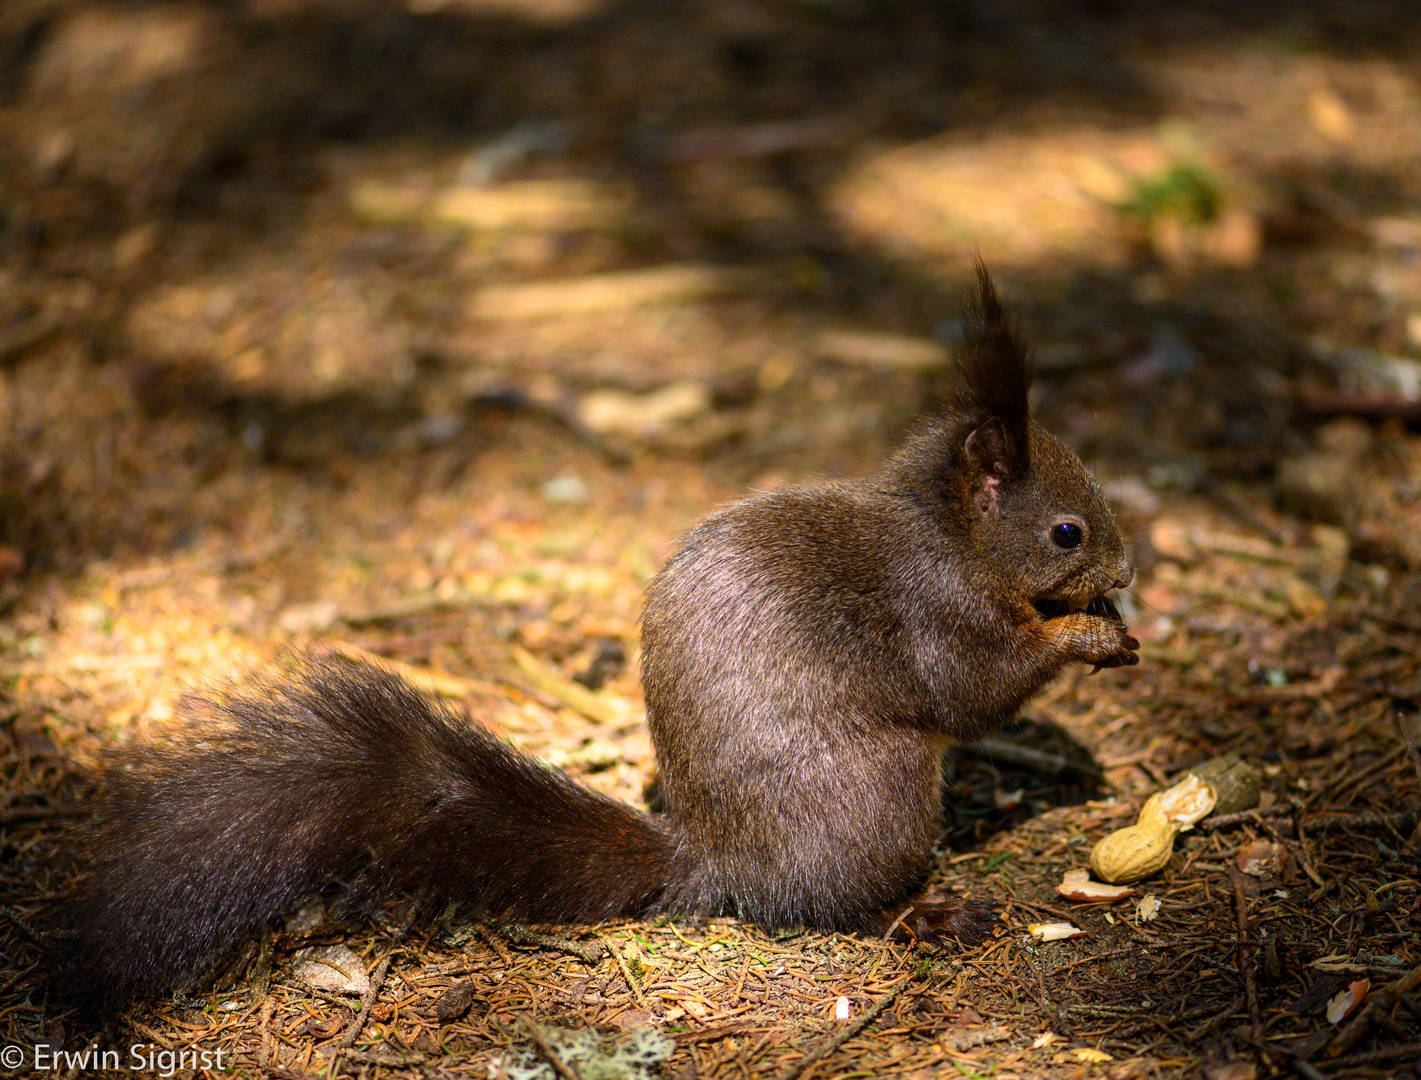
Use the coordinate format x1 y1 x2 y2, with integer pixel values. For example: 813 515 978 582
2 0 1419 583
2 2 1421 1073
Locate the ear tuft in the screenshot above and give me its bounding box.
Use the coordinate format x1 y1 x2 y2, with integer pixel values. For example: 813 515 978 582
953 261 1031 481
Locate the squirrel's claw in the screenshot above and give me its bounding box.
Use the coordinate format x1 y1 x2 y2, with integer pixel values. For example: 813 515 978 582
1088 633 1141 674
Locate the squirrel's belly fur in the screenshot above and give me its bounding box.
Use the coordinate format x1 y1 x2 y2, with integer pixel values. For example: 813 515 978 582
44 265 1136 1013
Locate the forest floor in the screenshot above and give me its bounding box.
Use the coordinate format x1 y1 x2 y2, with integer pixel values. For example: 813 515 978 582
1 1 1420 1077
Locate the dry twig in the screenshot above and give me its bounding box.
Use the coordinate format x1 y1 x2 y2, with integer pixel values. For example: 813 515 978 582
521 1015 587 1080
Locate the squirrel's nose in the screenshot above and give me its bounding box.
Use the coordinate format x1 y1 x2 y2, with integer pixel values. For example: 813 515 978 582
1113 564 1134 590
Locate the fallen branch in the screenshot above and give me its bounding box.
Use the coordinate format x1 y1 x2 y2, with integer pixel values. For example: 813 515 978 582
601 935 650 1011
335 952 392 1054
497 922 606 964
1199 805 1293 831
511 645 629 727
963 738 1102 779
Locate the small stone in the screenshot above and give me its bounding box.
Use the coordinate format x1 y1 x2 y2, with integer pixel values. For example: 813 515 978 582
1188 755 1261 817
436 980 478 1024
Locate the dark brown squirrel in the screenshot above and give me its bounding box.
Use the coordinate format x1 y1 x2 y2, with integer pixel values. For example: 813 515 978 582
44 264 1137 1013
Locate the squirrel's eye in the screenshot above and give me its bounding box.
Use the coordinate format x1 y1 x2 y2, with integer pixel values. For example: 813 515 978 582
1051 522 1083 550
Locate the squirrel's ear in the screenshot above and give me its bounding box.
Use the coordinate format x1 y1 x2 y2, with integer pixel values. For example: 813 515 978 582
954 261 1031 487
963 419 1012 515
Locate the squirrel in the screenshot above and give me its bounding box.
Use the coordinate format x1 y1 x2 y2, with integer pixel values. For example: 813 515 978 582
43 263 1137 1013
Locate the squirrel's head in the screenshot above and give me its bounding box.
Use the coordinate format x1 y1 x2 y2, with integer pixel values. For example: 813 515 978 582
887 262 1133 612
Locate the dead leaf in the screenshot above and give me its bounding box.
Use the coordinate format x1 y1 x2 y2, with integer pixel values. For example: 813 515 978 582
1325 979 1368 1024
291 944 369 995
436 980 478 1024
1235 839 1295 882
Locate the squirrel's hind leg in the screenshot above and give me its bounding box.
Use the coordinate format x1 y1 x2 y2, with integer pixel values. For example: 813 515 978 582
862 894 1002 947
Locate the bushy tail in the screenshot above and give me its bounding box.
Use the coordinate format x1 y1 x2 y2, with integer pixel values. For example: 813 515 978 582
45 652 682 1012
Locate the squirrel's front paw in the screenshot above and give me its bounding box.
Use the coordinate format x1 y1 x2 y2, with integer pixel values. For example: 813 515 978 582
1085 616 1139 671
1044 612 1139 669
1089 620 1139 671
